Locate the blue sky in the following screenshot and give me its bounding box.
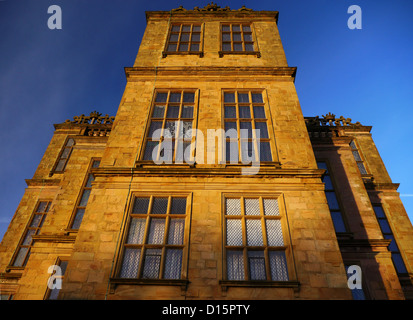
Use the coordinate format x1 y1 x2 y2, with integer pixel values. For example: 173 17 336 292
0 0 412 241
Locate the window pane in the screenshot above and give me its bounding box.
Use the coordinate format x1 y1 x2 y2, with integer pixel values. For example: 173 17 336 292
255 122 269 139
269 251 289 281
248 251 266 280
171 25 180 32
325 192 339 210
79 189 91 207
239 122 252 139
169 34 179 42
182 25 190 32
181 121 193 139
239 106 251 119
191 33 200 42
317 161 329 173
169 92 181 103
225 121 237 134
242 25 251 32
142 249 162 279
179 44 188 51
152 105 165 118
233 33 242 41
61 148 71 159
181 106 194 119
331 211 347 233
263 199 279 216
190 43 199 51
152 197 168 214
244 33 252 42
167 44 177 52
266 220 284 246
30 214 43 227
127 218 146 244
253 106 265 118
85 174 94 188
227 250 245 280
164 121 177 138
222 25 230 32
55 159 66 172
378 219 392 234
170 198 187 214
226 219 243 246
245 43 254 52
166 106 180 119
233 43 243 51
224 106 236 119
352 150 362 161
226 198 241 215
392 253 408 273
224 92 235 103
232 25 241 32
71 208 85 230
246 219 264 246
222 43 231 51
373 206 386 218
259 141 272 161
168 219 185 245
193 25 201 32
238 93 249 103
357 162 368 175
148 121 163 140
147 218 165 244
164 249 183 279
180 33 190 42
322 175 333 190
183 93 195 103
384 234 399 252
13 247 28 267
244 198 260 215
120 248 140 278
22 229 36 246
66 138 75 147
155 92 168 103
222 33 231 41
226 141 239 163
241 141 255 162
132 197 150 214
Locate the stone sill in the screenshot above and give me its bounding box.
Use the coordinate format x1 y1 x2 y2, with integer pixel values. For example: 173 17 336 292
220 280 300 295
108 278 189 295
162 51 204 58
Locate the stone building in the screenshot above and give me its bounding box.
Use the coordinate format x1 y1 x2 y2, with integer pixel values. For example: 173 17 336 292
1 4 412 300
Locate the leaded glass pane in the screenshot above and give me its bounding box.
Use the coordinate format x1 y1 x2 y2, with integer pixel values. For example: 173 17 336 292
143 141 159 161
255 122 268 139
226 141 239 163
22 229 36 246
246 219 264 246
181 106 194 118
132 197 150 214
248 251 266 280
30 214 42 227
269 251 289 281
183 93 195 103
148 121 163 139
79 189 91 207
164 121 177 138
263 199 279 216
266 219 284 246
225 198 241 215
352 150 362 161
152 105 165 118
169 93 181 103
151 197 168 214
167 106 180 119
55 159 66 172
155 92 168 103
259 142 272 162
244 198 260 216
168 219 185 245
170 198 187 214
331 211 347 233
66 138 75 147
142 249 162 279
224 93 235 103
147 218 165 244
237 93 249 103
239 106 251 118
71 208 85 230
127 218 146 244
13 247 28 267
224 106 236 118
85 174 94 188
326 191 339 210
61 148 71 159
37 202 48 213
234 43 243 51
227 250 245 280
164 249 183 279
357 162 368 175
120 248 140 278
226 219 243 246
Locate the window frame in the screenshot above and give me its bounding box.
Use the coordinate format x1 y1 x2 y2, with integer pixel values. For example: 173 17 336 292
139 89 199 165
350 139 369 175
372 204 408 275
9 200 52 268
111 193 192 285
163 23 204 57
219 22 260 58
50 136 76 175
221 193 297 287
221 89 277 165
67 158 101 231
317 160 350 233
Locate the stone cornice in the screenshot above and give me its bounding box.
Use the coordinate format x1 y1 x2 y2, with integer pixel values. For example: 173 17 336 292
125 66 297 81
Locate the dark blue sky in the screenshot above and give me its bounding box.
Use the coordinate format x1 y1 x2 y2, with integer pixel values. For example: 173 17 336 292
1 0 412 241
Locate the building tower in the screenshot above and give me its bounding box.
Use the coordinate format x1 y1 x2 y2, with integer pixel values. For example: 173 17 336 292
1 4 412 300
